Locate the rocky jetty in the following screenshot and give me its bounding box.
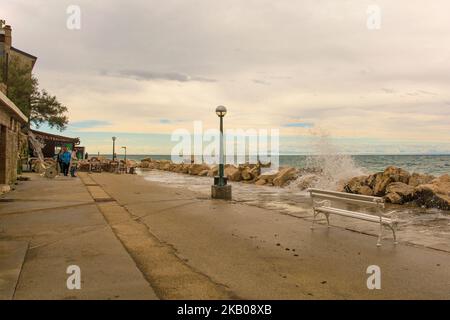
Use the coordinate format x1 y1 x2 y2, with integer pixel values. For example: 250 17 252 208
342 166 450 210
138 158 298 187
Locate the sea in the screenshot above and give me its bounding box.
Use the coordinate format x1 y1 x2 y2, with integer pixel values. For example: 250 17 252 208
104 154 450 176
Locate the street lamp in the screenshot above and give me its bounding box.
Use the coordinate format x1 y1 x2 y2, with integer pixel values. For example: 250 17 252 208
112 136 117 161
211 105 232 200
216 105 227 186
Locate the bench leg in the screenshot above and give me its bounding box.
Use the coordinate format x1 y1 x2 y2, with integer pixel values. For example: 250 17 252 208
377 221 383 247
310 210 317 230
325 213 330 228
391 224 398 245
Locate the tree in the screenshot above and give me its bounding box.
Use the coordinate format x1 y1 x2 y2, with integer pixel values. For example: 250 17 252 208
0 55 68 131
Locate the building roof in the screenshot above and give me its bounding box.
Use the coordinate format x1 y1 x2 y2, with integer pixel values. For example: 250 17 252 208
11 46 37 68
30 129 80 144
0 90 28 123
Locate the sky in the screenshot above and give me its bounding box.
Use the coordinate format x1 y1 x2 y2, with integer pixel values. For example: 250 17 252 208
3 0 450 154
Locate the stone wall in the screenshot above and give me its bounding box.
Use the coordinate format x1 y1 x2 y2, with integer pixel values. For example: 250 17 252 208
0 109 23 184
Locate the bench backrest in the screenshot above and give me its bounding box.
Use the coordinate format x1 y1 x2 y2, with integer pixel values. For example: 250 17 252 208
307 188 385 209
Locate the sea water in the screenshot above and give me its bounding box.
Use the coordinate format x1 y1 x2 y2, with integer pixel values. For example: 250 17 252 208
108 154 450 177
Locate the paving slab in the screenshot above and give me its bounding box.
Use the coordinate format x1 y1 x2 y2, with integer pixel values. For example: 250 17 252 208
0 173 158 300
0 241 28 300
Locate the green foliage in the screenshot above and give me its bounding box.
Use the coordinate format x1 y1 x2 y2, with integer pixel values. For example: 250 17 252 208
31 89 68 131
1 55 68 131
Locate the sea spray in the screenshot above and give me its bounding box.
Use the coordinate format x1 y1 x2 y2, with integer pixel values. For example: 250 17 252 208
288 133 367 190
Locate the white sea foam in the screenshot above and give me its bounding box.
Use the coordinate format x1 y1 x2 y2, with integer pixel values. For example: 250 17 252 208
289 132 367 190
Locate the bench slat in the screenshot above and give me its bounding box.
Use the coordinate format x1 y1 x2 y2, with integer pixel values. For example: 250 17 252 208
310 192 384 208
315 206 393 224
308 188 384 203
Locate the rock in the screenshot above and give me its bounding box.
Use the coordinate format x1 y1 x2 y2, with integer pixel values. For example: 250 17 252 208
371 166 411 196
258 161 272 168
383 166 411 184
207 165 218 177
384 182 415 204
198 169 209 176
296 174 319 190
241 168 253 181
256 172 278 185
0 184 11 195
161 162 171 171
366 173 380 188
180 164 190 174
139 161 150 168
225 166 242 181
344 176 370 194
273 167 298 187
141 157 152 162
358 186 374 196
373 174 392 196
249 166 261 178
238 163 258 170
385 192 403 204
414 174 450 210
255 179 267 186
188 164 210 175
408 173 435 187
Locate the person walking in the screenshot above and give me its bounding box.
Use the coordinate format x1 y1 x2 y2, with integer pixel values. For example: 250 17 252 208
56 148 63 174
61 146 71 176
70 150 79 177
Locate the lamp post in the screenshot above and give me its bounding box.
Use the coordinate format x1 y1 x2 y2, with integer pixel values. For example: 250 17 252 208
112 136 117 161
216 105 226 186
211 105 232 200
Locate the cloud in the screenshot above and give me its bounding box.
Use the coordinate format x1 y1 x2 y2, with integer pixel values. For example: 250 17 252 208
101 70 217 83
252 79 271 85
283 122 314 128
4 0 450 154
70 120 112 129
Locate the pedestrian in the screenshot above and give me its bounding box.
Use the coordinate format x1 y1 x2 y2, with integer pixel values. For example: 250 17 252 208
61 146 71 176
56 148 63 174
70 150 79 177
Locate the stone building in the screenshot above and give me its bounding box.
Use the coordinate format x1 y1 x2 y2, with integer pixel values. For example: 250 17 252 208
0 91 27 184
0 22 36 185
0 23 37 87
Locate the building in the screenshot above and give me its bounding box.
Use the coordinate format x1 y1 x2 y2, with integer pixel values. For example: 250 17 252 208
0 22 36 184
29 129 82 159
0 22 37 92
0 90 28 184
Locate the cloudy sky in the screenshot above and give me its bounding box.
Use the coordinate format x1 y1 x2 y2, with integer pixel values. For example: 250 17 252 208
3 0 450 154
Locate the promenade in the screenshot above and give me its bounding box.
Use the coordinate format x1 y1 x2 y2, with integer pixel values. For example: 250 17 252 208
1 172 449 299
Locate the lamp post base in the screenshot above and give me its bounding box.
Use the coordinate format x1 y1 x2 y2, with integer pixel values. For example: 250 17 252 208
211 184 232 200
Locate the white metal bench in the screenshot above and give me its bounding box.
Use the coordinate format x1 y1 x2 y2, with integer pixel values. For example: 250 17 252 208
307 188 398 246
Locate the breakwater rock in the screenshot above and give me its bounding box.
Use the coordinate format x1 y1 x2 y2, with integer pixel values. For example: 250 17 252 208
138 158 298 187
343 166 450 210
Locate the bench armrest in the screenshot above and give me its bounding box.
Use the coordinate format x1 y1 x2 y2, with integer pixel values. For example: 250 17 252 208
386 210 401 221
312 199 331 208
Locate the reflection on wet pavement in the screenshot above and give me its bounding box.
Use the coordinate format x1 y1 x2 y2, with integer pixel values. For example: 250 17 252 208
138 169 450 252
